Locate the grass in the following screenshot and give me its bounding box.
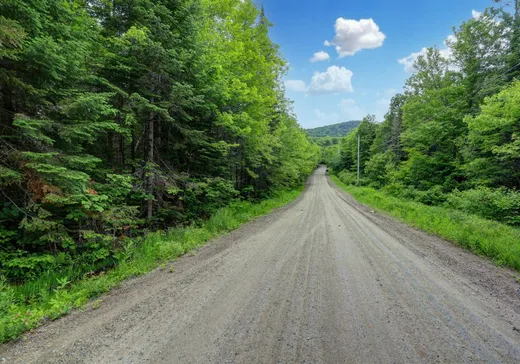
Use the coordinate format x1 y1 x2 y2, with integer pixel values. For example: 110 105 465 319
0 188 302 344
330 175 520 272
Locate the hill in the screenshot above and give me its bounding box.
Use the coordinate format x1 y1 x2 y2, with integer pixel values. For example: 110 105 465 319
306 121 361 138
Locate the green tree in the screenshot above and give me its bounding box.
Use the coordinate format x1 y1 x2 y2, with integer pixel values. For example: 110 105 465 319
399 48 467 190
465 81 520 188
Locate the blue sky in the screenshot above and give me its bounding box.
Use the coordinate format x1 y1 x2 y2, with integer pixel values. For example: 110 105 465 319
259 0 492 129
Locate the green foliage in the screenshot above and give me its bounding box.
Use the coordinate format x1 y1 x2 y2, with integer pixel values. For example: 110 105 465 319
0 0 318 343
0 252 56 281
446 187 520 226
331 176 520 272
306 121 361 138
465 81 520 188
334 115 377 173
364 152 396 188
313 136 341 147
330 5 520 231
0 166 21 185
0 187 303 343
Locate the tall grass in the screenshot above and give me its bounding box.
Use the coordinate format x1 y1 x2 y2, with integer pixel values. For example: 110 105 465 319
0 188 302 343
330 176 520 271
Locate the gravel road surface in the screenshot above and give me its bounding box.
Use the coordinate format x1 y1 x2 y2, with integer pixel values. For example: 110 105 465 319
2 166 520 363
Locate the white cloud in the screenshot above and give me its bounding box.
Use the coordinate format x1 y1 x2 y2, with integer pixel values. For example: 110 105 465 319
325 18 386 57
445 34 457 45
284 80 307 92
308 66 354 94
398 32 459 73
472 9 482 19
398 47 428 73
398 44 454 73
310 51 330 63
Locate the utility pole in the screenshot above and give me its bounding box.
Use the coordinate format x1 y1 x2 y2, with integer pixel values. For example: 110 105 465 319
357 132 360 185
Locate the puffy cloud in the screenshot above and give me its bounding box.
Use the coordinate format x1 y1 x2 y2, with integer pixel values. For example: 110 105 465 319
325 18 386 57
308 66 354 94
398 48 428 72
398 44 453 73
472 9 482 19
310 51 330 63
399 9 498 73
284 80 307 92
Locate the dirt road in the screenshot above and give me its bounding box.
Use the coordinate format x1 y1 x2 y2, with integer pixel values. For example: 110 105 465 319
2 166 520 363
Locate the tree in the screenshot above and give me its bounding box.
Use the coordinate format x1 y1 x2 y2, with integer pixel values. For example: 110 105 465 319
0 0 320 282
338 115 377 174
450 9 510 113
465 81 520 188
399 48 467 190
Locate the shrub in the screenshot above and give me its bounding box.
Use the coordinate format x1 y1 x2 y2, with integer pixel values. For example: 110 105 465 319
337 170 357 185
331 176 520 272
414 185 448 206
337 170 370 186
446 187 520 226
364 152 396 187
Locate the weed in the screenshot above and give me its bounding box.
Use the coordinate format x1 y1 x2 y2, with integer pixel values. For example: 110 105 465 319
331 176 520 272
0 187 303 343
92 299 102 310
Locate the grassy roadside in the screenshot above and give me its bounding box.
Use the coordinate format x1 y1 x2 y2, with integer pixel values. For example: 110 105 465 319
330 175 520 272
0 188 303 343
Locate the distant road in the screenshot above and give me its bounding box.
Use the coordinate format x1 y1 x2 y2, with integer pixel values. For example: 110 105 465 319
2 166 520 363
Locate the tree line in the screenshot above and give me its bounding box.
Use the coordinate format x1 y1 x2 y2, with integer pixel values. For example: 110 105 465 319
0 0 319 281
326 0 520 227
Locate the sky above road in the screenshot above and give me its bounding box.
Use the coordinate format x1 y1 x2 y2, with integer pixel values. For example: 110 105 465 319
259 0 492 129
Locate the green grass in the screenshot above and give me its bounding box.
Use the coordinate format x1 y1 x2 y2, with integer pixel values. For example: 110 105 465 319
330 176 520 272
0 188 302 343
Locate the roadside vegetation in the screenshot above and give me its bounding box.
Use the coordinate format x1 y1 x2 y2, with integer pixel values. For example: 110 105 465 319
0 188 303 343
331 176 520 271
0 0 319 341
323 0 520 270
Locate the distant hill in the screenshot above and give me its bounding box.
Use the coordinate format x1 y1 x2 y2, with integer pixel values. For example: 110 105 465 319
306 121 361 138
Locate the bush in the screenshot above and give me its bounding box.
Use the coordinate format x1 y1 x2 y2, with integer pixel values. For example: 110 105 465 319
381 183 447 206
337 170 370 186
337 170 357 185
364 152 396 187
0 253 56 281
331 176 520 272
414 185 448 206
446 187 520 226
0 187 304 343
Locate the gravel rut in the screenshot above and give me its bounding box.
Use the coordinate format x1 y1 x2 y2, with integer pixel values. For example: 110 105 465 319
2 166 520 363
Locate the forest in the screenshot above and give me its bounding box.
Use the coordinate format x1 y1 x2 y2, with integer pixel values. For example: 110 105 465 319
306 120 360 138
325 0 520 230
0 0 319 286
